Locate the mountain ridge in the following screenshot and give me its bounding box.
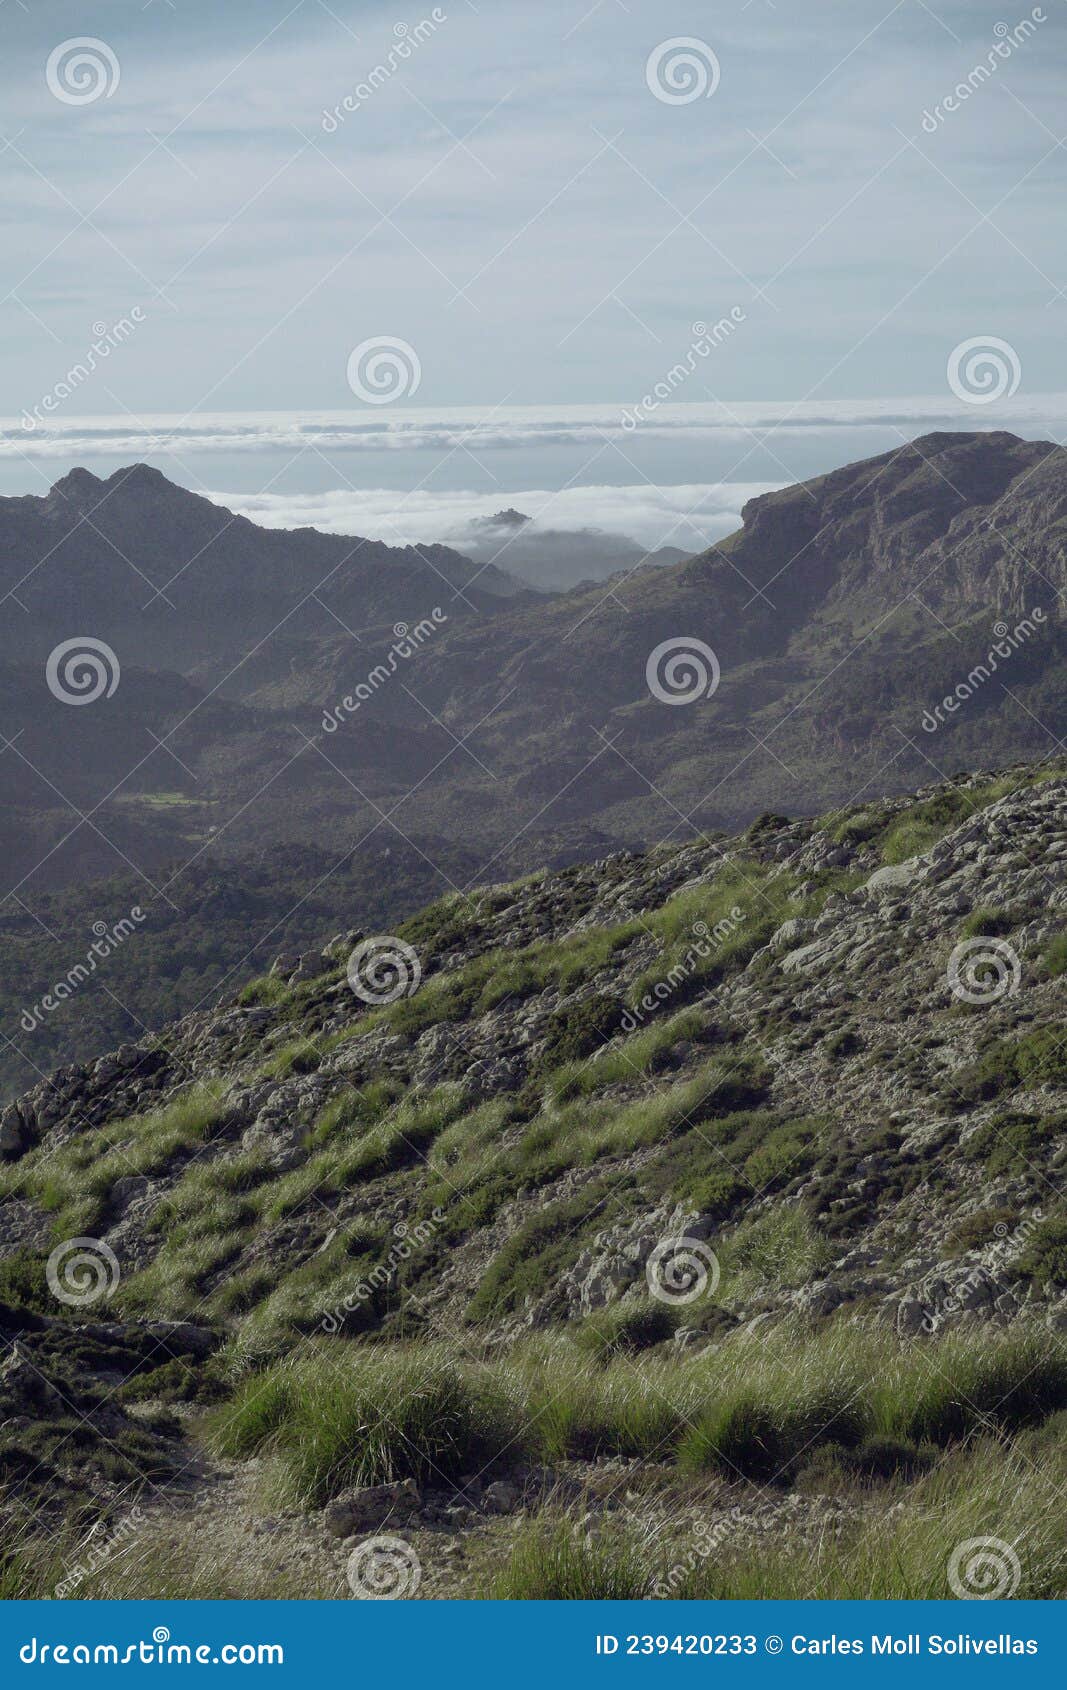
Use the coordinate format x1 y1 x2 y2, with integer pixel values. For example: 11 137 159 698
3 428 1066 1103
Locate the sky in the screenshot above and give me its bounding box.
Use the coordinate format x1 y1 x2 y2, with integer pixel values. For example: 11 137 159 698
2 0 1067 542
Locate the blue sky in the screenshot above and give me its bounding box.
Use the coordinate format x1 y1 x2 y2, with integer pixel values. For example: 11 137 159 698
2 0 1067 533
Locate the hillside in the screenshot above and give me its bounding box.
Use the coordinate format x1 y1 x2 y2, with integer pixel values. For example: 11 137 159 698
2 758 1066 1599
4 430 1067 1103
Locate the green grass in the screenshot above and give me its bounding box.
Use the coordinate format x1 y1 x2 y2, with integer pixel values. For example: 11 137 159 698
573 1302 678 1360
482 1521 654 1599
489 1438 1067 1598
960 906 1017 940
543 1008 710 1104
116 1088 470 1330
212 1343 520 1505
718 1207 834 1299
238 974 290 1007
213 1324 1067 1506
0 1082 225 1237
823 771 1053 865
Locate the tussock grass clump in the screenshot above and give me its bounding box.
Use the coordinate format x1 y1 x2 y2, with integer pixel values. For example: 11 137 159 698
573 1302 678 1361
521 1342 689 1462
717 1207 834 1300
212 1343 521 1505
873 1329 1067 1445
237 974 290 1007
483 1521 654 1600
212 1324 1067 1509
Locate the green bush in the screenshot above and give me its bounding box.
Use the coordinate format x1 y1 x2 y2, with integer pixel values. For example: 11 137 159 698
823 1027 864 1060
743 1124 815 1193
946 1207 1019 1254
1017 1215 1067 1288
963 1112 1062 1176
538 994 624 1068
954 1028 1067 1104
1040 933 1067 979
0 1252 51 1314
960 907 1017 939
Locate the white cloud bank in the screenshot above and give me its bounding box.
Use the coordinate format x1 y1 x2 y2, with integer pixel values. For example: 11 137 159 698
200 481 784 554
4 394 1067 462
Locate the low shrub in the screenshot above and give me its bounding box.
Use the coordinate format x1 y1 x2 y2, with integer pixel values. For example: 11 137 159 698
1016 1214 1067 1288
952 1027 1067 1105
1040 932 1067 979
962 1111 1062 1176
946 1207 1020 1254
960 907 1017 939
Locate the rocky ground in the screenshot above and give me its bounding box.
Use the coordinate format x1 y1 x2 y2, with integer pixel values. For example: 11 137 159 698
1 758 1066 1596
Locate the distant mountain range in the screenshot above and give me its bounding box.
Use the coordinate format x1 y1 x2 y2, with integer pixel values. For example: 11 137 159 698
1 429 1064 1097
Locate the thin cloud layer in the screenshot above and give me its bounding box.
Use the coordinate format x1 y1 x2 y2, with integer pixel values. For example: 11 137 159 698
5 395 1067 462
